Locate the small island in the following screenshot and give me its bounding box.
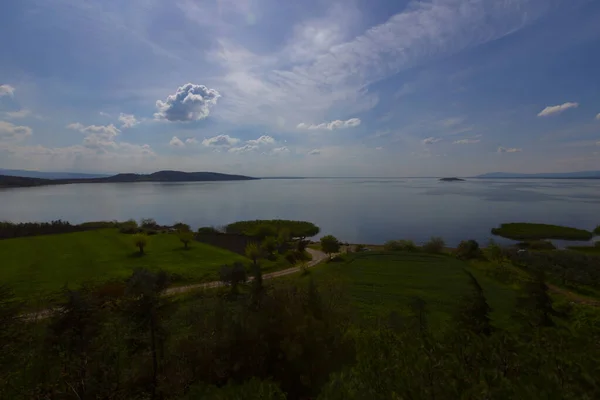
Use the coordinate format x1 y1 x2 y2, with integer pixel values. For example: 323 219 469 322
491 222 593 241
439 177 465 182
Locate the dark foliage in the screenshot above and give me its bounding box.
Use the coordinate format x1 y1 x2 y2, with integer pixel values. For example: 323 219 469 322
517 240 556 250
455 239 483 260
226 220 320 239
422 236 445 253
0 219 120 239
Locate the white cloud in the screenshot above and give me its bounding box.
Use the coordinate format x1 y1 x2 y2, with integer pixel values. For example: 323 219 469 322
118 113 139 128
453 139 480 144
596 113 600 120
202 134 240 147
271 146 290 154
228 144 258 153
375 146 383 150
0 121 32 141
423 137 442 145
497 146 522 153
537 102 579 117
297 118 361 131
308 149 321 155
185 137 198 144
169 136 185 147
67 123 121 137
4 109 31 119
247 135 275 145
0 84 15 97
99 111 111 118
442 117 465 127
155 83 220 122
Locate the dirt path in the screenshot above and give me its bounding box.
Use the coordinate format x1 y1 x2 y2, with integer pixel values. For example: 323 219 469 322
548 284 600 307
23 248 329 321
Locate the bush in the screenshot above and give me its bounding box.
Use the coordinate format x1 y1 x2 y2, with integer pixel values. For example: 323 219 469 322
517 240 556 250
422 237 445 253
119 219 139 234
486 239 503 262
284 250 297 265
133 234 148 255
140 218 158 229
197 226 221 235
384 240 418 252
355 244 366 252
594 225 600 235
173 222 191 232
455 240 483 260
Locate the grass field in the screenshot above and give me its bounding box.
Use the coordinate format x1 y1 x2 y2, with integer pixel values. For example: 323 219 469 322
491 222 593 241
1 229 246 303
300 251 518 331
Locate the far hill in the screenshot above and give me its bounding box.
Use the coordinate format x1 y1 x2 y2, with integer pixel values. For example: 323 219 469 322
0 169 109 179
476 171 600 179
0 170 257 188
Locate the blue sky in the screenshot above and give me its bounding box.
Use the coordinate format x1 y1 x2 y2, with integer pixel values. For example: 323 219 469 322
1 0 599 177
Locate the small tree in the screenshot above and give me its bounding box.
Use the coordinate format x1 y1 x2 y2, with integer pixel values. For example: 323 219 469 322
133 234 148 255
178 231 194 249
422 237 445 254
173 222 191 232
140 218 158 229
457 271 493 336
320 235 341 260
219 262 247 295
455 239 483 260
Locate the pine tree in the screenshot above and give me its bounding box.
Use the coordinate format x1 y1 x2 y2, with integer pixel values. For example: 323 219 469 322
457 271 493 336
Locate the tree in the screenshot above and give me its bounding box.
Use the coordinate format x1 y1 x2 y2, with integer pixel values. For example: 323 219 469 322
133 234 148 255
173 222 191 232
178 231 194 249
422 237 445 254
219 262 248 296
455 240 483 260
261 236 278 257
457 271 493 336
246 243 263 295
140 218 158 229
123 269 170 400
515 269 559 328
320 235 341 259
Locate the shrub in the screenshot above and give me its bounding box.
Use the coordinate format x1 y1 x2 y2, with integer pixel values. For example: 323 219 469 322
173 222 191 232
422 236 445 253
355 244 366 252
197 226 221 235
486 239 504 262
119 219 139 234
518 240 556 250
384 240 418 252
284 250 297 265
140 218 158 229
178 231 194 249
133 234 148 255
320 235 341 259
594 225 600 235
455 240 483 260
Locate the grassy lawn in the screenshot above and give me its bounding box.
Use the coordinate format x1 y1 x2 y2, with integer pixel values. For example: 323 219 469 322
491 223 592 241
567 246 600 255
300 251 518 331
1 229 246 304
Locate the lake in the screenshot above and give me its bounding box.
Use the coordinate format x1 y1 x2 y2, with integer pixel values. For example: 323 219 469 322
1 178 599 246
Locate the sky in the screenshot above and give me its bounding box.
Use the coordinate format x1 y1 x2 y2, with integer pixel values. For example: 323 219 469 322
1 0 600 177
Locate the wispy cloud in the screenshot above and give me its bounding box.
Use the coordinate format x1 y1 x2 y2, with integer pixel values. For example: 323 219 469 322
0 120 32 141
67 123 121 137
497 146 522 153
297 118 361 131
423 137 442 145
596 113 600 120
0 84 15 97
308 149 321 155
537 102 579 117
453 138 480 144
4 109 31 119
202 134 240 147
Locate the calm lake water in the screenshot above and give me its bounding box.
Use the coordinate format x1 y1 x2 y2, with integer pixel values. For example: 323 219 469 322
1 178 599 246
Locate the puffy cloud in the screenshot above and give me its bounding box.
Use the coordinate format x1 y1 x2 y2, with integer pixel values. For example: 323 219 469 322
537 102 579 117
297 118 361 131
4 109 31 119
228 144 258 153
67 123 121 138
185 137 198 144
497 146 522 153
308 149 321 155
247 135 275 145
155 83 221 122
0 84 15 97
0 120 32 141
202 134 240 147
423 137 442 145
453 139 480 144
118 113 139 128
169 136 185 147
